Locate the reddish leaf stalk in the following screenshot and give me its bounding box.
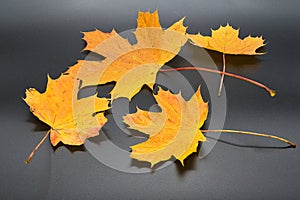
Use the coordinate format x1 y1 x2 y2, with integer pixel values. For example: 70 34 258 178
201 129 296 148
160 67 276 97
25 130 50 164
218 53 226 96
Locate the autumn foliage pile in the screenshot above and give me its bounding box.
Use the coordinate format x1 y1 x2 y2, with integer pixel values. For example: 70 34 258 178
24 10 295 167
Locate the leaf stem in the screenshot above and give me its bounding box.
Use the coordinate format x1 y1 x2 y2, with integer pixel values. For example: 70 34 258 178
201 129 296 148
218 53 226 96
159 67 276 97
25 130 50 164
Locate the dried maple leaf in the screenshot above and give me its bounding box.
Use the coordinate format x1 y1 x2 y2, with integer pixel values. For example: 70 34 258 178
123 87 208 167
24 61 109 163
188 23 273 96
78 10 187 100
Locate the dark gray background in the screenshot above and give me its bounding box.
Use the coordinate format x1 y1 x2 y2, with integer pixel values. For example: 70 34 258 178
1 0 300 199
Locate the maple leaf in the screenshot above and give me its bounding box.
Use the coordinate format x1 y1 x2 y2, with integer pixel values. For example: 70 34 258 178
78 10 187 100
123 87 208 167
188 23 272 96
24 61 109 163
188 23 265 55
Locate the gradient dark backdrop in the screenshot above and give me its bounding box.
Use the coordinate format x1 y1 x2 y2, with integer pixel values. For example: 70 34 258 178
1 0 300 199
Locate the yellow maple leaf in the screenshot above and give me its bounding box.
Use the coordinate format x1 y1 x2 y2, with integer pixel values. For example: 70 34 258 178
188 23 267 96
24 61 109 163
188 23 265 55
123 87 208 167
78 10 187 100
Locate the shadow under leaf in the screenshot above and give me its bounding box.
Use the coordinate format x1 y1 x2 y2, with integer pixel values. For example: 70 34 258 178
26 113 50 132
175 143 202 176
52 142 86 153
207 50 263 74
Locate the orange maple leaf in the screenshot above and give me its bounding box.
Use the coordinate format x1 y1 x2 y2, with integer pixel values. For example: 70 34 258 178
188 23 271 96
24 61 110 163
78 10 188 100
123 87 208 167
